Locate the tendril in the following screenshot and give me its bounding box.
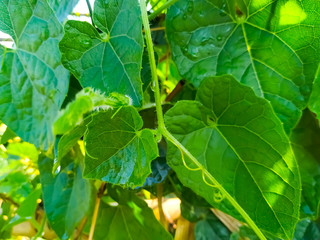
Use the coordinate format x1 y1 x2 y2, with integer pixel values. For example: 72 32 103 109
178 146 201 171
177 145 225 203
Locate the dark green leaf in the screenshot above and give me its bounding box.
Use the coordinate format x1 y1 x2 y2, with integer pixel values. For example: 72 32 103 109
165 75 300 239
290 109 320 219
39 155 92 240
166 0 320 131
59 0 144 106
93 186 172 240
84 106 158 187
195 211 231 240
0 0 69 149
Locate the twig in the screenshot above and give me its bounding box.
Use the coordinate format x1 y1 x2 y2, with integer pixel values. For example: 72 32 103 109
88 182 106 240
0 193 19 207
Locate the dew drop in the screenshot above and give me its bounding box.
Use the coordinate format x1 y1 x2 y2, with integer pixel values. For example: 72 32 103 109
216 35 223 41
183 14 188 20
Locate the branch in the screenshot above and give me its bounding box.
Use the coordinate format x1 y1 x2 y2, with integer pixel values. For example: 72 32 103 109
88 182 106 240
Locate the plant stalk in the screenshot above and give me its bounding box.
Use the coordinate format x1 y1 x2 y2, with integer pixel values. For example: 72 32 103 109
140 0 267 239
86 0 95 27
32 214 46 240
148 0 179 21
157 183 167 230
88 182 106 240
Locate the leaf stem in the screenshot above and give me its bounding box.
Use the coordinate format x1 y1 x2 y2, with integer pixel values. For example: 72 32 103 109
88 182 106 240
32 214 46 240
140 0 267 239
86 0 95 27
148 0 179 21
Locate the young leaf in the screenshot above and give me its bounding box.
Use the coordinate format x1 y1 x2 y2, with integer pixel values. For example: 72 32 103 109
59 0 144 106
48 0 80 22
38 155 92 240
165 75 301 239
0 0 69 149
166 0 320 131
84 106 158 187
290 109 320 219
54 87 129 135
92 186 172 240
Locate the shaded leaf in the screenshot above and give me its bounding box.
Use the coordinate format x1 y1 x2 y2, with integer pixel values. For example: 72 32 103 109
290 109 320 219
165 75 300 239
93 186 172 240
84 106 158 187
39 155 92 240
195 211 231 240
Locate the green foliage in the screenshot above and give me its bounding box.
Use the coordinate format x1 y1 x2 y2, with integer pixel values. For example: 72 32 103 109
166 0 320 132
59 0 144 106
92 186 172 240
84 106 158 187
1 0 320 239
0 0 69 149
39 154 93 240
165 75 300 239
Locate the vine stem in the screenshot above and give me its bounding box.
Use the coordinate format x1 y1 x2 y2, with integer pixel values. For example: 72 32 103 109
88 182 106 240
148 0 179 21
86 0 95 27
139 1 267 239
32 214 46 240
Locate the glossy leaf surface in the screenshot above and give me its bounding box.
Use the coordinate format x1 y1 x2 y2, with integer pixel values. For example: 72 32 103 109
0 0 69 149
84 106 158 187
59 0 144 106
166 0 320 131
165 75 300 239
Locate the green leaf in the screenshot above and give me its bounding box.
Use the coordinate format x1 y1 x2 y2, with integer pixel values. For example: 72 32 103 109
165 75 301 239
48 0 80 22
17 187 41 218
54 87 129 135
195 212 231 240
0 0 69 149
84 106 158 187
59 0 144 106
290 109 320 219
166 0 320 131
56 117 91 169
93 186 172 240
7 142 38 162
39 155 92 240
293 219 320 240
0 125 15 145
